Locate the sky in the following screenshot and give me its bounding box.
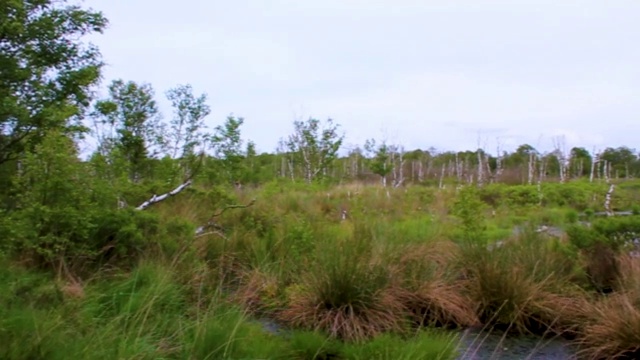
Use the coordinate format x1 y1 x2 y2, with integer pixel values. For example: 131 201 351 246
81 0 640 156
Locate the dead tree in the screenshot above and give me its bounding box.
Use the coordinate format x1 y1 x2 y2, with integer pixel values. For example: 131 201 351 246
589 148 599 183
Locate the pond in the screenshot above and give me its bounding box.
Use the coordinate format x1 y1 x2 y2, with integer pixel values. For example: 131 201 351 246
456 328 577 359
257 318 578 359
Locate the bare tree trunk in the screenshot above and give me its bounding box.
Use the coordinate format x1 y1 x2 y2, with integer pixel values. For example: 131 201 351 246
605 183 615 216
626 163 629 179
477 150 484 187
287 157 295 181
537 155 544 205
455 154 460 183
528 152 535 185
393 148 405 187
604 161 614 217
589 148 598 183
439 163 445 189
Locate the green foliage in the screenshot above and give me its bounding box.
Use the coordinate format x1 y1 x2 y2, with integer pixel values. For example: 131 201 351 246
0 0 107 164
92 79 162 181
284 218 316 263
2 131 99 262
452 186 488 245
341 331 458 360
286 330 343 359
565 209 579 224
210 115 245 183
478 184 538 208
364 139 393 185
0 130 193 269
165 84 211 159
567 216 640 252
286 117 344 183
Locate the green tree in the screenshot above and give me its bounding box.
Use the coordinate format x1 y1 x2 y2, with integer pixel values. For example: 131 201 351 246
2 130 98 264
0 0 107 164
569 147 592 178
211 115 245 183
92 79 162 182
364 139 392 187
601 146 638 178
286 118 344 183
166 84 211 159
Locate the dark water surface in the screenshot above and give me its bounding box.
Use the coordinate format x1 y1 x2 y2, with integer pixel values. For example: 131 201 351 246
456 328 576 360
258 318 577 359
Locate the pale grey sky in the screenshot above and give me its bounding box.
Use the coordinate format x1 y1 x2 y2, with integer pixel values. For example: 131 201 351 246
83 0 639 155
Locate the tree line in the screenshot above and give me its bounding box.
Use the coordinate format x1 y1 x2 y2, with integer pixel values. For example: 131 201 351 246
2 0 639 202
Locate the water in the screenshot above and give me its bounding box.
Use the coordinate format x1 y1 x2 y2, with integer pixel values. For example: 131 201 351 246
456 328 576 360
257 318 577 359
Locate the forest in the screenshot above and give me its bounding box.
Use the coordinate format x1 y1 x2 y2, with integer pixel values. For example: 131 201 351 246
2 1 640 359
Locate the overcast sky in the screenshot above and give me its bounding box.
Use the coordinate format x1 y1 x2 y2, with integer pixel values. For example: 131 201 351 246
82 0 639 155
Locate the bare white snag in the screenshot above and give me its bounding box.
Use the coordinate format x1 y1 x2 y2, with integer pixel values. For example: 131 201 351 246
552 136 570 183
135 180 192 210
477 150 484 187
604 183 615 217
537 154 544 205
589 148 599 183
455 153 461 183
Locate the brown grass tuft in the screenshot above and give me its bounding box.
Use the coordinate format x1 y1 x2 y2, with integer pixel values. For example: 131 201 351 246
576 293 640 359
60 281 85 300
232 268 281 314
396 279 479 328
390 241 479 328
279 285 407 342
582 242 620 293
576 255 640 359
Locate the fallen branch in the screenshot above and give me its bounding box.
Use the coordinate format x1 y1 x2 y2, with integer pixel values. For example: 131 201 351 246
194 230 228 240
133 152 205 211
135 180 193 210
195 198 256 236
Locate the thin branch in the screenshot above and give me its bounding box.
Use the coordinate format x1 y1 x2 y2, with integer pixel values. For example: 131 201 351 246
195 198 256 236
210 198 256 218
194 230 228 240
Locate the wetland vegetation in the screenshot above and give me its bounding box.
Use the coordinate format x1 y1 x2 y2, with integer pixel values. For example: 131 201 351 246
2 1 640 359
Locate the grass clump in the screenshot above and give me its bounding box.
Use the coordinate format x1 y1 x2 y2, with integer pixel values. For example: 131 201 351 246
390 242 479 329
576 255 640 359
341 330 459 360
459 229 587 336
279 222 407 341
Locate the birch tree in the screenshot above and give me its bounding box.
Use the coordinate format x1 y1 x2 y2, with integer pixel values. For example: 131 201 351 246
92 79 163 182
364 139 392 187
166 84 211 159
286 118 343 183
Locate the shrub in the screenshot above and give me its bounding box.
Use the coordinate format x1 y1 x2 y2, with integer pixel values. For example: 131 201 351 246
451 186 488 246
